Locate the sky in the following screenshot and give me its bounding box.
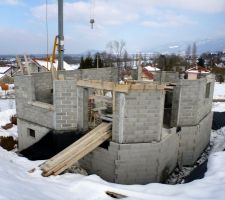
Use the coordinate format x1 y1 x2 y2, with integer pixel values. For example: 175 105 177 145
0 0 225 54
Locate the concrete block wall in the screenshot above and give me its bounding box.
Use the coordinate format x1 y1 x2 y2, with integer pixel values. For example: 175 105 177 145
155 71 179 83
53 80 78 131
192 111 213 162
15 75 54 129
172 76 214 127
178 112 213 166
80 67 118 82
197 76 215 122
158 132 179 182
32 72 53 104
79 145 118 182
58 70 81 80
80 132 179 184
17 118 51 150
113 90 165 143
29 62 49 73
56 67 118 82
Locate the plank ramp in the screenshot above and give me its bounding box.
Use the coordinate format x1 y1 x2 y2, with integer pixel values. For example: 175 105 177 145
40 122 112 176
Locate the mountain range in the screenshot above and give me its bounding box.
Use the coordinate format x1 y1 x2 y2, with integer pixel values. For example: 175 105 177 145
147 37 225 55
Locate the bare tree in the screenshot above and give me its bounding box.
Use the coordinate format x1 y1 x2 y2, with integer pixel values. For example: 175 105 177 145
192 42 197 67
106 40 127 81
185 45 191 69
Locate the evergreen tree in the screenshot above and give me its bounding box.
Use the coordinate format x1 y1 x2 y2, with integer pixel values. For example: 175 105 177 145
197 57 205 67
84 56 93 68
79 56 85 69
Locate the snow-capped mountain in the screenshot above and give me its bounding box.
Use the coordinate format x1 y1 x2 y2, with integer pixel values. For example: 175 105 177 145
147 37 225 55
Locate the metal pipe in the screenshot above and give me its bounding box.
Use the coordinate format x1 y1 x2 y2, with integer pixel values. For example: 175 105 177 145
58 0 64 70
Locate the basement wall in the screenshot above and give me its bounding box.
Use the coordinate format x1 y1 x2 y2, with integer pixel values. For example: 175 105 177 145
17 118 51 150
80 131 179 184
178 112 213 166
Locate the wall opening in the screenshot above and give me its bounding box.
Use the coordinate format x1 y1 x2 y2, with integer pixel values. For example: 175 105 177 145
28 128 35 138
205 83 211 98
163 90 173 128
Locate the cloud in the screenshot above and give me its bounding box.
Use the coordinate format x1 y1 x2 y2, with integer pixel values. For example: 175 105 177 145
160 0 225 13
0 0 22 5
31 0 224 30
31 1 139 26
141 14 197 28
0 27 46 54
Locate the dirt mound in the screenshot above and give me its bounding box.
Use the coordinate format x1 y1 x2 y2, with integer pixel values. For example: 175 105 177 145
0 136 17 151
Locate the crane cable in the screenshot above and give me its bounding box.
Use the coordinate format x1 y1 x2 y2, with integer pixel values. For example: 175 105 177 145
45 0 49 68
90 0 95 29
90 0 95 19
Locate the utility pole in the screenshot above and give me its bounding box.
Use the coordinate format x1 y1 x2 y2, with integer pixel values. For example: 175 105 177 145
97 54 99 69
58 0 64 70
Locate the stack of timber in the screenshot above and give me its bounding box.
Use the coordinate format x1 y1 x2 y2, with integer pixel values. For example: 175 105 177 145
40 122 112 176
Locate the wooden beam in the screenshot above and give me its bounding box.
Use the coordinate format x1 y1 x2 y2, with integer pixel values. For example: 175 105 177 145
77 80 168 92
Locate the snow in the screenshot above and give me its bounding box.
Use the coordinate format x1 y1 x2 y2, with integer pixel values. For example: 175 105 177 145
0 109 17 139
0 144 225 200
34 59 79 71
0 82 225 199
0 67 10 74
213 82 225 99
212 102 225 112
0 99 15 111
144 66 160 71
212 82 225 112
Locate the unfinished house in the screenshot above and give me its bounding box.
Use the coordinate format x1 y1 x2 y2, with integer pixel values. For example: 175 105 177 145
15 67 215 184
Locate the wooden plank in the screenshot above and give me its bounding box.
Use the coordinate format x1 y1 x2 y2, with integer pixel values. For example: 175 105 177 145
43 130 111 175
16 56 24 75
112 90 116 112
52 131 111 175
40 123 110 170
41 128 110 171
40 123 111 171
24 54 31 75
42 130 111 176
77 80 129 93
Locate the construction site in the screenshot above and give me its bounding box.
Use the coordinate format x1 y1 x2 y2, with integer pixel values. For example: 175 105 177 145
15 65 215 184
10 0 215 185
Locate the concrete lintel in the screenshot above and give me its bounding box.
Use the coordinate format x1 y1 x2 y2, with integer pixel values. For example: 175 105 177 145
28 101 54 111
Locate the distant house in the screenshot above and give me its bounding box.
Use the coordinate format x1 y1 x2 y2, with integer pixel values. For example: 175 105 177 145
32 58 79 71
0 66 13 76
141 66 160 81
0 67 15 83
186 66 210 80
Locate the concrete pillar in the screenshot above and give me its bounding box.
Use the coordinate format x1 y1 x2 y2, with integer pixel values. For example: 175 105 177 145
112 93 125 143
77 87 89 131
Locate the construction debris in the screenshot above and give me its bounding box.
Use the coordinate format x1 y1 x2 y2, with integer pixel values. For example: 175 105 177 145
105 191 127 199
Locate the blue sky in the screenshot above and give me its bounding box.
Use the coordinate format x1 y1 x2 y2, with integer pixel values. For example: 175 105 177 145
0 0 225 54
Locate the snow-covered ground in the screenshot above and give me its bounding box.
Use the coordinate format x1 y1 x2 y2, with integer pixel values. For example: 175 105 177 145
213 82 225 99
212 82 225 112
0 82 225 200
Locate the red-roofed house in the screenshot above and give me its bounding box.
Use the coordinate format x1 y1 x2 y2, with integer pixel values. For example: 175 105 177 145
186 66 210 80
